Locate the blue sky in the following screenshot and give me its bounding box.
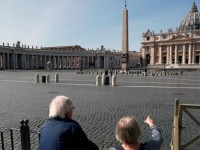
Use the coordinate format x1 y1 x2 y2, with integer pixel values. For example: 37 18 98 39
0 0 199 51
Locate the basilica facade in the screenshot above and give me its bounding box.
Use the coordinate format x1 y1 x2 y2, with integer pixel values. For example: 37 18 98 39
141 2 200 68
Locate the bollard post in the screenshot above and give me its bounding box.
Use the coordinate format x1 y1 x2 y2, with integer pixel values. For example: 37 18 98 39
20 120 30 150
46 74 50 83
112 75 117 86
104 75 109 85
35 74 39 83
55 73 59 83
102 74 105 85
96 75 101 86
143 72 147 76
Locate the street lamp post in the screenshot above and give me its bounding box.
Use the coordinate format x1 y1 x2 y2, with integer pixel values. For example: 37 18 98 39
163 59 166 72
144 58 147 73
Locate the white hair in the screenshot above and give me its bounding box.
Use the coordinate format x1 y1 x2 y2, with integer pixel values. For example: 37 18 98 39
49 95 73 119
115 116 141 144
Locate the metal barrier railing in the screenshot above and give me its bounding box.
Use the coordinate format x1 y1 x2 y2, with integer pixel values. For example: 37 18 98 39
171 99 200 150
0 129 15 150
0 119 40 150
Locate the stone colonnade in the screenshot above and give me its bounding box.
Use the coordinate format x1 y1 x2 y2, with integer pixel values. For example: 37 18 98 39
0 46 121 70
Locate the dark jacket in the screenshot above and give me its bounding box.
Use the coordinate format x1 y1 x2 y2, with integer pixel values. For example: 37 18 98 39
39 117 98 150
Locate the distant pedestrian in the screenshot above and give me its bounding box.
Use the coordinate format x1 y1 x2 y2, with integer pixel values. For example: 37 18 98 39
109 116 163 150
39 95 99 150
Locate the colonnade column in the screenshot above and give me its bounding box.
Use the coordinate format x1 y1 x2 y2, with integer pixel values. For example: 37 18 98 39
188 44 192 64
0 55 2 68
150 47 155 65
31 55 34 69
3 53 6 69
174 45 178 64
58 56 63 69
158 46 162 64
169 45 172 64
53 56 56 69
22 54 26 69
44 55 47 69
192 43 195 64
95 56 98 69
50 56 53 69
104 56 106 69
72 56 75 69
87 56 90 69
79 56 81 69
7 53 10 69
27 55 29 69
57 56 59 69
74 56 77 69
29 55 31 69
15 54 18 69
166 46 170 64
182 45 186 64
83 56 86 69
70 56 72 69
36 55 39 69
40 55 42 67
61 56 64 69
66 56 68 68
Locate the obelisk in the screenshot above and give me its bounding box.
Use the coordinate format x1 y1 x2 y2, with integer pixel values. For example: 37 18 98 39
121 0 129 70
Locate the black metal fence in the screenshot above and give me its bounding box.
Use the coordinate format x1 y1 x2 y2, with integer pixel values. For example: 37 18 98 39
0 120 40 150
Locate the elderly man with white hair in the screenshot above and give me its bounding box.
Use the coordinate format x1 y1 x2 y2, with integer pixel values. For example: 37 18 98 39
39 95 99 150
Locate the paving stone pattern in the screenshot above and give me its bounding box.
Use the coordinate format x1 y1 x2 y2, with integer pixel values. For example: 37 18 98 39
0 71 199 150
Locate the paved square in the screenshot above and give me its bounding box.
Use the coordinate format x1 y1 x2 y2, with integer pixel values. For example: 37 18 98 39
0 70 200 149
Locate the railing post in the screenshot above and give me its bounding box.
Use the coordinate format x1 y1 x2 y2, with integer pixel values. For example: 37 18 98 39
178 101 183 150
1 132 5 150
20 120 31 150
10 129 14 150
173 99 180 150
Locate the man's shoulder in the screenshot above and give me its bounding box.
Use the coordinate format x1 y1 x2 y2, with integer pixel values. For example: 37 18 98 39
44 118 80 128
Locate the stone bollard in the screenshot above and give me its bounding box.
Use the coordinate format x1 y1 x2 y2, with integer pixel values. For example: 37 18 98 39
55 73 59 83
42 75 46 83
143 72 147 76
102 74 105 85
104 75 109 85
46 74 50 83
112 75 117 86
96 75 101 86
35 74 39 83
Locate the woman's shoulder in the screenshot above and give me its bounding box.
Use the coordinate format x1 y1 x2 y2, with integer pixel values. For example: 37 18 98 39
109 146 124 150
141 142 154 150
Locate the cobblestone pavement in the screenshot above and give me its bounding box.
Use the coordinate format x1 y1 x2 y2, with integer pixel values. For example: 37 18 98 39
0 70 200 150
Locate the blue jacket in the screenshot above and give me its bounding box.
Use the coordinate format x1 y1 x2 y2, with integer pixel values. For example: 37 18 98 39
39 118 99 150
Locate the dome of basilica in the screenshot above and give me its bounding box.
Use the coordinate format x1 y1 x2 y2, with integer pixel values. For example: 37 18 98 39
179 2 200 31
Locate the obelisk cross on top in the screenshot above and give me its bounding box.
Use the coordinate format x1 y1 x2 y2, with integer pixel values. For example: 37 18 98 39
121 0 129 70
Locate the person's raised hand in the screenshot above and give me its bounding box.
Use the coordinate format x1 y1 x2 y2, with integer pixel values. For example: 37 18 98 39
144 115 155 127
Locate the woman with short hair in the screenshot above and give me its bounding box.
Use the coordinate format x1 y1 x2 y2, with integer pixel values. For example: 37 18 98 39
110 116 163 150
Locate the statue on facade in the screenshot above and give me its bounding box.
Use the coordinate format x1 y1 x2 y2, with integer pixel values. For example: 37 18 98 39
46 61 52 71
16 41 20 48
